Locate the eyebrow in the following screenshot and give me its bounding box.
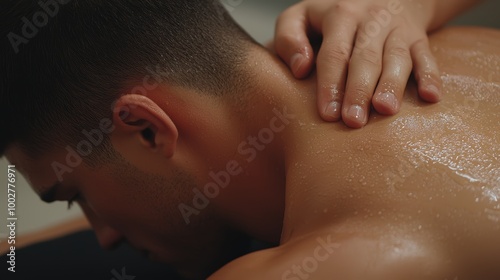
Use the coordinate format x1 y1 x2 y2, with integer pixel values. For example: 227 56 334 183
39 183 61 203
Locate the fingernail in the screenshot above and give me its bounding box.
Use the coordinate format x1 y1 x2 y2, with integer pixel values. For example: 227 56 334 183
347 105 365 122
426 84 441 98
378 92 398 110
324 101 341 119
290 53 304 75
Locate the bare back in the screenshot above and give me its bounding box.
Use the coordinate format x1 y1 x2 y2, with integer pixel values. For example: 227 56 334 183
211 27 500 279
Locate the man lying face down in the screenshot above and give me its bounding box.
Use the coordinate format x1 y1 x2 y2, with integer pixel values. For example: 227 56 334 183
2 1 499 279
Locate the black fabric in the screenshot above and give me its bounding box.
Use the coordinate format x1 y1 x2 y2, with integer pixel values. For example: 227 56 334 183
1 230 274 280
1 230 180 280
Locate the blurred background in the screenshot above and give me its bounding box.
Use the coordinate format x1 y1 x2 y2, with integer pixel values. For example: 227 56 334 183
0 0 499 240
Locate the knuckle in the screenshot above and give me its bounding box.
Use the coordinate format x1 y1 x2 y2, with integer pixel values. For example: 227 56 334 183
321 43 352 64
356 48 382 67
387 45 410 61
332 1 358 16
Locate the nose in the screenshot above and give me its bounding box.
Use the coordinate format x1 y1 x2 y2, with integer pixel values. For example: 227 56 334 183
79 203 125 250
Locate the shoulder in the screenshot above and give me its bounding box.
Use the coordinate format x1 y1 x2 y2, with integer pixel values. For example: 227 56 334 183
209 230 449 280
207 246 278 280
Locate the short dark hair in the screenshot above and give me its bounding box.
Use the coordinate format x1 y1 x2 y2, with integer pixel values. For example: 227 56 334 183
0 0 254 158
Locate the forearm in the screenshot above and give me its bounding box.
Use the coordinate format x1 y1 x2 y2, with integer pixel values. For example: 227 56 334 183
428 0 484 31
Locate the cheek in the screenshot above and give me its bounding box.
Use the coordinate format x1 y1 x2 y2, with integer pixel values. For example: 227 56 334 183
78 173 148 231
77 168 182 236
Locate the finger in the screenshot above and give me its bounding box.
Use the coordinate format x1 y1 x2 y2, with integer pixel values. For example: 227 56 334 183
372 34 413 115
275 5 315 79
410 38 442 102
342 28 387 128
316 13 357 121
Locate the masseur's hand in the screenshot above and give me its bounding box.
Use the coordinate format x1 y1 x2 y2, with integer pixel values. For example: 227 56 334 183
275 0 443 128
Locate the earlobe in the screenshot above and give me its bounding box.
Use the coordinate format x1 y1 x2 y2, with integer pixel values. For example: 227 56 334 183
112 94 178 158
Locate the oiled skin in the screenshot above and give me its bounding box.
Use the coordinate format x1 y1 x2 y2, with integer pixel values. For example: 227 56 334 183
212 27 500 279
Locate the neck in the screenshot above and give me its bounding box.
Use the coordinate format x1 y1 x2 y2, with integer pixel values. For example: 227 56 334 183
168 46 320 244
218 47 320 243
238 47 320 140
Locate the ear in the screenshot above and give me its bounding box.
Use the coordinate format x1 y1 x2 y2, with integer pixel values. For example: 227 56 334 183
112 94 178 158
